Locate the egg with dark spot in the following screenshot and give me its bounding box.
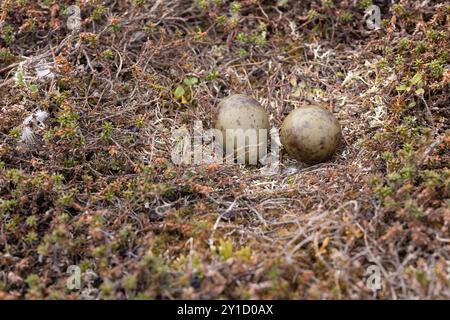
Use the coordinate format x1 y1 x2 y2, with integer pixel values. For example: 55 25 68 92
214 94 269 164
280 105 341 164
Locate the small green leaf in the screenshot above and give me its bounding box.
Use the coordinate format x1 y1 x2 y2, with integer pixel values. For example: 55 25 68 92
218 239 233 261
410 72 422 85
29 84 39 93
407 100 417 108
415 88 425 95
183 77 198 86
291 87 301 97
173 85 185 99
396 84 409 92
15 71 25 86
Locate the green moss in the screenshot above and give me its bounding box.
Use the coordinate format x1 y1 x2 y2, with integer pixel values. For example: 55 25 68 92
1 24 15 45
26 274 40 288
429 59 444 78
358 0 373 10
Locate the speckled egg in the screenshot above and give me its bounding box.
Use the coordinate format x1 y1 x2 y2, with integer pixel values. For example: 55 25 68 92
214 94 269 164
280 105 341 164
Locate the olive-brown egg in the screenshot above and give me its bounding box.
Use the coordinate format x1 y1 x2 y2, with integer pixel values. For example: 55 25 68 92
214 94 269 164
280 105 341 164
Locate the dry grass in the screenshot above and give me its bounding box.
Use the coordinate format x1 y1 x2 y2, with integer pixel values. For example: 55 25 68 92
0 0 449 299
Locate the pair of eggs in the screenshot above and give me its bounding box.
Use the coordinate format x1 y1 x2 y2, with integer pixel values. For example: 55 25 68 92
214 94 341 165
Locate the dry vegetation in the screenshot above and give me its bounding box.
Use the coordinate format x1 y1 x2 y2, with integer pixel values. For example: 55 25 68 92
0 0 449 299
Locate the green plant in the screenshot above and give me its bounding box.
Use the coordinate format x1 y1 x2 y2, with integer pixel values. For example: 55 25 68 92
307 9 319 21
205 70 219 81
101 122 114 141
135 115 145 128
9 127 21 139
52 174 65 188
238 48 248 56
183 76 198 87
101 49 114 60
25 231 38 243
0 199 18 214
92 5 107 21
230 1 241 13
134 0 147 6
399 38 409 49
26 215 37 227
57 189 77 207
321 0 333 8
197 0 208 10
395 54 404 67
415 41 426 53
236 246 252 263
377 58 388 70
0 48 14 63
5 168 24 184
427 30 447 42
14 70 26 87
109 18 121 32
429 59 444 78
216 15 227 25
56 106 79 138
26 274 40 288
341 11 353 23
236 32 247 42
173 85 186 101
358 0 373 10
173 77 198 103
396 72 425 95
1 24 15 45
392 3 407 16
